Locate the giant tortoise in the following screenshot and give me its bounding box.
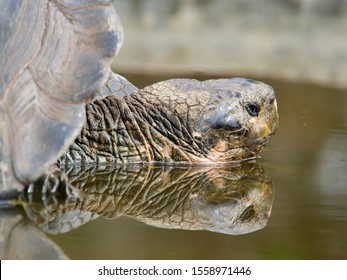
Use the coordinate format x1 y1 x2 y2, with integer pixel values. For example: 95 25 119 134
23 163 274 236
0 0 279 196
0 0 122 194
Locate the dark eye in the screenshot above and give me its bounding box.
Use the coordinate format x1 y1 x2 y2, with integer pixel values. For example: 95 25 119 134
246 104 260 117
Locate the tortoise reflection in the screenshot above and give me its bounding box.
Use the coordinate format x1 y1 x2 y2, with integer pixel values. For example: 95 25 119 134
22 162 274 235
0 207 68 259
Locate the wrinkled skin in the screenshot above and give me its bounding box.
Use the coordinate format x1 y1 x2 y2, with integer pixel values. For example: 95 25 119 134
22 162 274 235
59 74 279 165
0 0 278 200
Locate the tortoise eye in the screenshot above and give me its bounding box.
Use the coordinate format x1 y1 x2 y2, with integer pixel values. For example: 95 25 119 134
246 103 260 117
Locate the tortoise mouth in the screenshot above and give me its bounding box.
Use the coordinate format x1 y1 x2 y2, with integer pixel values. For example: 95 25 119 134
225 135 272 161
204 138 270 163
230 127 247 136
248 134 272 146
226 127 271 148
243 135 272 152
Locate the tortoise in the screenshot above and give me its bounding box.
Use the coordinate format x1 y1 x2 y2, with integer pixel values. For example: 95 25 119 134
0 0 279 195
0 207 68 259
59 74 278 165
0 0 122 194
23 163 274 236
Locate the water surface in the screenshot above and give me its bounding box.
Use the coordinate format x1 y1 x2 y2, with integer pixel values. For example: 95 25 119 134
1 74 347 260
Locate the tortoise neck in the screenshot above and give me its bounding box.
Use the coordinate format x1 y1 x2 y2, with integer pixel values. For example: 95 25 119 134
127 95 208 162
60 94 208 165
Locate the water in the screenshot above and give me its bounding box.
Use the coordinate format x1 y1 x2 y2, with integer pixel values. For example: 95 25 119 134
1 74 347 260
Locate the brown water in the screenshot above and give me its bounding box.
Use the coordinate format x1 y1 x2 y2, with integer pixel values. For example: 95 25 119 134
2 74 347 260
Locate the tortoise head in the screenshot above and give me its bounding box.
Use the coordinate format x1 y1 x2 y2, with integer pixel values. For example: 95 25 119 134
135 77 278 163
194 78 279 162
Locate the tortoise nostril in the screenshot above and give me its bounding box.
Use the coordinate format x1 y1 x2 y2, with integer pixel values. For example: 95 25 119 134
246 103 260 117
212 119 242 131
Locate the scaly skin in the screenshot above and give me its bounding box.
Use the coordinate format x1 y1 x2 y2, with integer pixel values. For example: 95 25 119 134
23 163 274 235
59 75 279 165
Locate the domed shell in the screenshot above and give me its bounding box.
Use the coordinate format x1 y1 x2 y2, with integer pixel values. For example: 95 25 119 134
0 0 123 193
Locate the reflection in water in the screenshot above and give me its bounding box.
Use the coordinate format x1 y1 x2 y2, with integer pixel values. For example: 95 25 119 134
21 162 274 236
0 207 67 259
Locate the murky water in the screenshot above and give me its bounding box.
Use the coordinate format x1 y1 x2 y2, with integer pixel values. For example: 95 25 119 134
1 74 347 260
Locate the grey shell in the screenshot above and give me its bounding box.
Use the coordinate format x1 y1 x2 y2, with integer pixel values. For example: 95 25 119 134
0 0 123 192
